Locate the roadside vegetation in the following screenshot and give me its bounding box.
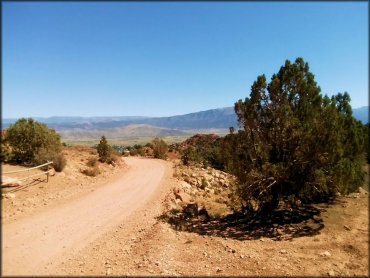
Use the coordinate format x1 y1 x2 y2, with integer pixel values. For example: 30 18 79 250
175 57 369 214
1 118 66 172
96 135 121 164
152 137 168 159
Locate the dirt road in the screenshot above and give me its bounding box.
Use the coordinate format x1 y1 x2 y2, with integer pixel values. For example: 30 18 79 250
2 157 168 276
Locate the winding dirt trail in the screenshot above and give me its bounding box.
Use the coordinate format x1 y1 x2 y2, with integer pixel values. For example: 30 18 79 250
2 157 167 276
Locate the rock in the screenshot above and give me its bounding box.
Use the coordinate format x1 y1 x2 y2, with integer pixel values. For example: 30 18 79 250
173 187 193 203
49 168 56 176
321 251 331 257
191 173 197 178
280 249 287 254
59 172 66 177
182 172 189 177
181 181 192 190
240 255 245 259
216 267 222 273
2 193 16 199
1 176 22 187
205 188 215 194
328 270 335 276
358 187 368 194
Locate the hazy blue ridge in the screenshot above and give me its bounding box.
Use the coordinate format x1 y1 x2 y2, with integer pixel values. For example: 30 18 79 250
2 106 368 130
352 106 368 124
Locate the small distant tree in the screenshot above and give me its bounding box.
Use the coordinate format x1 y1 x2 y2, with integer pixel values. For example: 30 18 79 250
5 118 65 170
97 135 111 162
152 138 168 159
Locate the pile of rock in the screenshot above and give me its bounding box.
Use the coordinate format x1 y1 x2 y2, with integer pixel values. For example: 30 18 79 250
180 167 233 190
166 164 235 218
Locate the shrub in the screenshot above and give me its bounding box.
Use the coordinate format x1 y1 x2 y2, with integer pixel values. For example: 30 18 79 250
52 153 67 172
201 177 208 190
0 139 14 162
138 148 145 156
152 138 168 159
86 157 98 167
5 118 63 166
33 149 67 172
81 165 100 177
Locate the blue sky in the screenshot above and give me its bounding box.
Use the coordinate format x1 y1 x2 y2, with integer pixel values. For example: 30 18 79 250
2 1 368 118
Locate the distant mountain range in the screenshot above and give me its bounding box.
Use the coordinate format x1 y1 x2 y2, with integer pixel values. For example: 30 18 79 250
352 106 368 124
2 107 238 131
2 106 368 139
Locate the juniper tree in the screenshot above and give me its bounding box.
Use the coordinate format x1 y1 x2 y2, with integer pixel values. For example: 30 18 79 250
233 58 366 213
97 135 111 162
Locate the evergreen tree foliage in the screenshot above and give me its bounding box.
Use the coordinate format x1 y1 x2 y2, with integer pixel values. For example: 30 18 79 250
97 135 112 162
231 58 367 212
5 118 63 166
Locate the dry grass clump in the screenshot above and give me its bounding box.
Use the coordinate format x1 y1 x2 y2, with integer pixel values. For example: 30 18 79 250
52 153 67 172
81 165 100 177
86 157 98 167
195 194 231 219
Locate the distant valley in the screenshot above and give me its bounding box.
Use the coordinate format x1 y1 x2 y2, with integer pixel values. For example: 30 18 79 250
2 106 368 143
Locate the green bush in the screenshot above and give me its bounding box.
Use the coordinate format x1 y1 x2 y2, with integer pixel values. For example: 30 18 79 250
5 118 63 166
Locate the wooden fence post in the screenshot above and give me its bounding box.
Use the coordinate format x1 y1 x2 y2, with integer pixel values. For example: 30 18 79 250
46 161 50 183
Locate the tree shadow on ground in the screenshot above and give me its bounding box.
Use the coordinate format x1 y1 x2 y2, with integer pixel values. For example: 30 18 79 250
158 204 327 241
